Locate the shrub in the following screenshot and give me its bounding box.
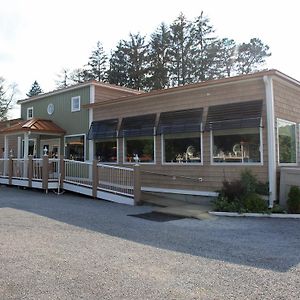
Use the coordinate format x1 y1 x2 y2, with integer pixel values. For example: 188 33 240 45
240 169 258 194
220 180 246 202
213 170 270 213
256 181 269 196
287 186 300 214
242 193 268 213
213 196 240 212
271 204 285 214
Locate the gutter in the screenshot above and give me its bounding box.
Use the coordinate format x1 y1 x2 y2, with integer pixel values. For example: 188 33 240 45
263 75 277 208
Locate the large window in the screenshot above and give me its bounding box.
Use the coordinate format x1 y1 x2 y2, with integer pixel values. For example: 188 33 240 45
163 133 201 163
65 135 85 161
124 137 154 163
95 139 117 163
277 119 296 164
212 128 261 163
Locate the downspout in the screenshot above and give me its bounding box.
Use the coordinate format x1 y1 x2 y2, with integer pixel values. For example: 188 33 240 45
88 85 95 161
263 75 276 208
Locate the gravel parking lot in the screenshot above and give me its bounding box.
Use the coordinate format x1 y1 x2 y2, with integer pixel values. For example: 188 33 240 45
0 185 299 300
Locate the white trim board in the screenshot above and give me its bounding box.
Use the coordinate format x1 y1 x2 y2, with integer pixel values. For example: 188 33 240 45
97 190 134 206
0 178 9 185
141 186 218 197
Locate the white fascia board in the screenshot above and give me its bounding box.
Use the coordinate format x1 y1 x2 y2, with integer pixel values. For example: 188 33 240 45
263 75 277 208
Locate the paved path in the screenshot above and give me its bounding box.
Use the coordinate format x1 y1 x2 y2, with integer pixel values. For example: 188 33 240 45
0 186 299 299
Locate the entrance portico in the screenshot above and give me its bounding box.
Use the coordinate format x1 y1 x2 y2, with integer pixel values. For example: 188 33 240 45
1 118 65 159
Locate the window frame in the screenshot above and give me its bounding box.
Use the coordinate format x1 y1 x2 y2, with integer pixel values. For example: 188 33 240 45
210 125 263 166
123 135 156 165
64 134 86 161
94 138 119 164
21 138 37 157
161 131 203 166
27 107 33 120
71 96 81 112
277 118 297 166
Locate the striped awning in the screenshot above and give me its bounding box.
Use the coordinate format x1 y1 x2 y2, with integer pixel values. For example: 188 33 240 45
157 108 203 134
119 114 156 137
205 100 262 131
87 119 118 140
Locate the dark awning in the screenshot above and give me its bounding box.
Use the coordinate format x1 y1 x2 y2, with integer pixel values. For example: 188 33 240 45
157 108 203 134
119 114 156 137
87 119 118 140
205 100 262 131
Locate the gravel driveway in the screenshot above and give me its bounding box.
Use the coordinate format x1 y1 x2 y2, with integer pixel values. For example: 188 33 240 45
0 185 299 299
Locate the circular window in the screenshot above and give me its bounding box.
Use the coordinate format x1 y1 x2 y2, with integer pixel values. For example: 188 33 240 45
47 103 54 115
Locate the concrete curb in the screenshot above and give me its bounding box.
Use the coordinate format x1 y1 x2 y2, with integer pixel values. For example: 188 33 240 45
209 211 300 219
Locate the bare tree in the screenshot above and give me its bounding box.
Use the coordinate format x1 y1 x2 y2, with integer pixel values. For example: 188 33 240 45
0 77 17 121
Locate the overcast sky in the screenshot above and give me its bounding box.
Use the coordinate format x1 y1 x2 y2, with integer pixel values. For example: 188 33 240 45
1 0 299 117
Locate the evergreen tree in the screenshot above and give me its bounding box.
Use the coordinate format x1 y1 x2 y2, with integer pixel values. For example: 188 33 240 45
0 77 16 121
108 33 148 90
87 41 108 81
215 38 238 77
191 11 219 81
26 80 43 97
71 13 272 91
169 13 194 86
107 41 130 86
235 38 271 74
124 33 149 90
147 23 171 90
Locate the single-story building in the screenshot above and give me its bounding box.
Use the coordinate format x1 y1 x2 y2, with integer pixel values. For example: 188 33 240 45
1 69 300 207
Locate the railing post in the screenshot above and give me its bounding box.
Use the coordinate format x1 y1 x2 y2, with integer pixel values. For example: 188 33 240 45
92 160 98 198
42 155 49 193
28 155 33 188
133 164 141 205
8 155 13 185
60 157 65 190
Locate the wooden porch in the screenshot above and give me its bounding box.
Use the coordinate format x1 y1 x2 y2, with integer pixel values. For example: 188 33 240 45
0 156 141 206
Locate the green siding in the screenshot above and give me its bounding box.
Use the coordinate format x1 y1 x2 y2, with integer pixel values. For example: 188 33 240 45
20 86 90 160
20 86 90 135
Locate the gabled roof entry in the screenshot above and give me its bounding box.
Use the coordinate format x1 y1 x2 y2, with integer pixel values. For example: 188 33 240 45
0 118 65 135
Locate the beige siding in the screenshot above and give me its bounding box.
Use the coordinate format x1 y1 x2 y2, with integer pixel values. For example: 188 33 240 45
93 78 269 192
94 86 140 103
273 79 300 168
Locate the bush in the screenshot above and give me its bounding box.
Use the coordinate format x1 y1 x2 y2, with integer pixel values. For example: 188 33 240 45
241 169 258 194
213 170 270 213
220 180 246 202
287 186 300 214
242 193 268 213
212 196 240 212
271 204 285 214
255 181 269 196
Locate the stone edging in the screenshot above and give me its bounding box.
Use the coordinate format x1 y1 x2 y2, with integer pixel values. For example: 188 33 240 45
209 211 300 219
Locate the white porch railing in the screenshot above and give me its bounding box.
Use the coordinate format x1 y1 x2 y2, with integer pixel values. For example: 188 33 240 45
0 158 9 177
49 158 60 180
0 157 141 205
64 159 93 187
12 159 27 179
98 164 134 197
32 159 43 180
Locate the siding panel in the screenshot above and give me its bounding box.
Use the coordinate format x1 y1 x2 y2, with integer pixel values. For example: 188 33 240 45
93 78 268 192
